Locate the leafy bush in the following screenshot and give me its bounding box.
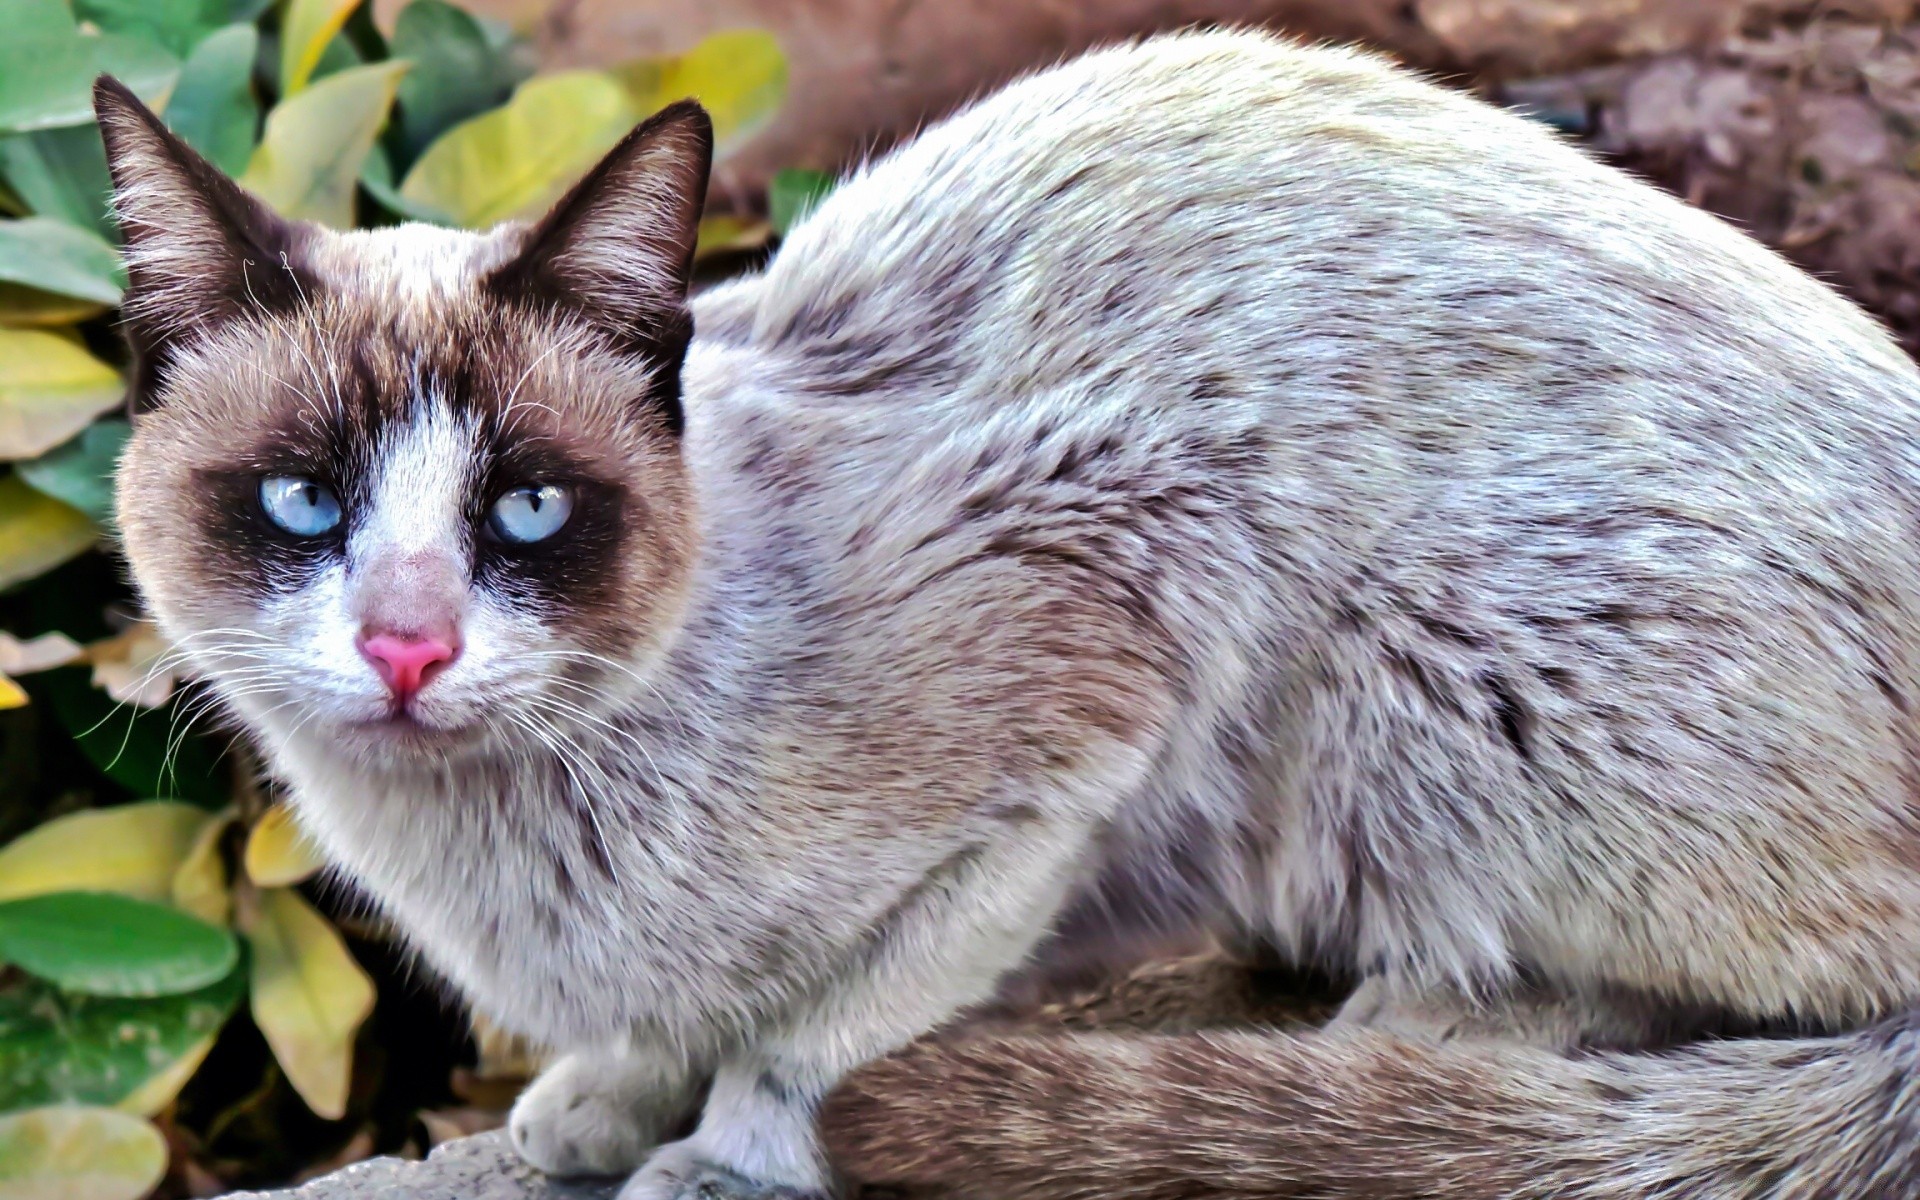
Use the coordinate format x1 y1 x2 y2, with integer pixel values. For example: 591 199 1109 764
0 1 805 1194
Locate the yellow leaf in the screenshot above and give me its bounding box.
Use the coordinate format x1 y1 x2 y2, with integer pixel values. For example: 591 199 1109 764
400 70 640 229
0 327 124 461
244 804 326 887
0 1106 167 1200
693 214 771 261
243 887 375 1120
241 60 408 228
614 29 787 157
86 621 176 709
171 807 236 926
0 800 216 904
113 1032 217 1118
0 284 107 329
280 0 363 96
0 474 94 590
0 630 85 675
469 1011 546 1081
0 628 81 710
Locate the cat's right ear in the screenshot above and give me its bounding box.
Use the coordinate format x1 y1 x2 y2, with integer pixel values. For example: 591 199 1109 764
486 100 712 434
93 76 314 410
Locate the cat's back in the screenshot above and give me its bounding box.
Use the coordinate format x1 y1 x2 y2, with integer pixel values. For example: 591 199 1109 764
689 28 1920 656
681 27 1920 1026
699 28 1920 592
688 27 1920 725
732 28 1915 424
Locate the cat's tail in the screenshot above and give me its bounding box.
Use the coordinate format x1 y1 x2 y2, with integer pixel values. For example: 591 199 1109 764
821 1014 1920 1199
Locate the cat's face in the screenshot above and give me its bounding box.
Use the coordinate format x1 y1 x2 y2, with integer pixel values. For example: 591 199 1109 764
95 80 713 765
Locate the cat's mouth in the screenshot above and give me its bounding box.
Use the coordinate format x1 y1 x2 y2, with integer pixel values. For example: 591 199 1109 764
349 705 483 748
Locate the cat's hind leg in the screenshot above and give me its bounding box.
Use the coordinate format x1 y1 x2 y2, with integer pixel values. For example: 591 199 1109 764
1332 973 1714 1051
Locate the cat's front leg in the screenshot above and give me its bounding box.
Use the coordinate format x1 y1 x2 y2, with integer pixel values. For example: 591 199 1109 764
616 1055 835 1200
509 1042 706 1177
618 826 1103 1200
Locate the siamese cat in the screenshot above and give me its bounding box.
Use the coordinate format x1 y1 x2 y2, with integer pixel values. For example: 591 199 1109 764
99 28 1920 1200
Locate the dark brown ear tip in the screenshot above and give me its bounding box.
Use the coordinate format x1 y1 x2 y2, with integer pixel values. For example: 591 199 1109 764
92 75 172 161
92 75 143 120
653 99 714 143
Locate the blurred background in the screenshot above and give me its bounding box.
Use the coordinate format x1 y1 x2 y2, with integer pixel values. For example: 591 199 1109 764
0 0 1913 1196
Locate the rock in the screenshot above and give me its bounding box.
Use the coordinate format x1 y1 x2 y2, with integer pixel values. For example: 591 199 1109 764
1501 14 1920 356
222 1132 618 1200
225 947 1328 1200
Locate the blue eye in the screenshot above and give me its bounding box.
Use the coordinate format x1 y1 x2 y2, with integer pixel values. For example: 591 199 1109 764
488 484 573 544
259 475 342 537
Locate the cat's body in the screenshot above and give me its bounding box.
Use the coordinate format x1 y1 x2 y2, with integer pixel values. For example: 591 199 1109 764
100 29 1920 1200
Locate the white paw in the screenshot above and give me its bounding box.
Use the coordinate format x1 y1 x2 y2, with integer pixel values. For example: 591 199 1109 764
508 1052 693 1178
616 1140 831 1200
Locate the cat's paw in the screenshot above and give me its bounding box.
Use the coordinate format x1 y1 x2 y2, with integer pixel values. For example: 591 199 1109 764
616 1140 832 1200
509 1051 694 1178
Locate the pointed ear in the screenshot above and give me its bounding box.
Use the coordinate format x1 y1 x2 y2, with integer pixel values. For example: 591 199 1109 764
93 75 316 409
488 100 713 428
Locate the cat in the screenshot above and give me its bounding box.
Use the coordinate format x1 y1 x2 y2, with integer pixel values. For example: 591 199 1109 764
97 26 1920 1200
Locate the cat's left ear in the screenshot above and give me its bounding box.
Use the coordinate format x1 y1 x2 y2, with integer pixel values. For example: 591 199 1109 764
490 99 713 366
93 76 314 411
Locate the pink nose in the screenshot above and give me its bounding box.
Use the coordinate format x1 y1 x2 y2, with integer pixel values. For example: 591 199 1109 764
358 631 459 702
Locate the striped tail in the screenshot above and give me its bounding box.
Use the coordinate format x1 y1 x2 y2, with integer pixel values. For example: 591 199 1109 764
823 1014 1920 1199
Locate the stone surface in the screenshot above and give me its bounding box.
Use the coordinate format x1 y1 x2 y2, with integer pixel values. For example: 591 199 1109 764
225 1132 618 1200
222 947 1308 1200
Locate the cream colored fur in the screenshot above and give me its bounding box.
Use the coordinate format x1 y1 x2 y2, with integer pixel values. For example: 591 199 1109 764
109 31 1920 1200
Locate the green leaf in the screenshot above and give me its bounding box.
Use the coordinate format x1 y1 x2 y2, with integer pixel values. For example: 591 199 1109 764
72 0 229 58
0 966 244 1112
0 219 125 307
243 886 374 1119
612 29 787 156
0 1105 167 1200
357 142 450 225
769 168 833 235
0 1 107 133
89 36 185 121
388 0 520 165
0 474 93 591
37 667 224 803
0 125 117 240
0 1 180 135
1 0 71 39
474 12 517 52
305 24 367 89
164 23 259 176
0 891 239 997
16 419 129 525
400 69 639 229
241 59 407 228
0 326 125 461
279 0 362 96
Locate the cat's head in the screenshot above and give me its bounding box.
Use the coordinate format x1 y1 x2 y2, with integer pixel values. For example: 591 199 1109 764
95 77 713 764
